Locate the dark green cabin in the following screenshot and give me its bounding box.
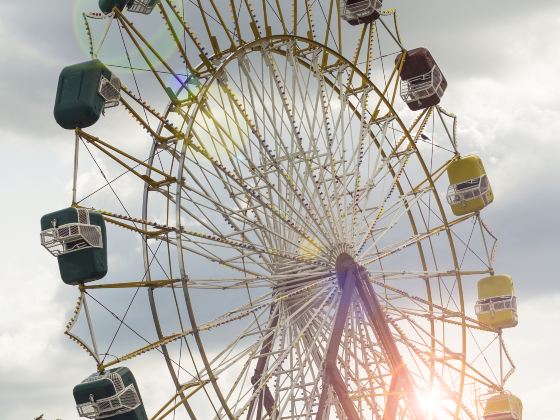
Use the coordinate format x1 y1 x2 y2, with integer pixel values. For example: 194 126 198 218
54 60 119 129
74 367 148 420
99 0 131 14
40 208 107 285
99 0 160 15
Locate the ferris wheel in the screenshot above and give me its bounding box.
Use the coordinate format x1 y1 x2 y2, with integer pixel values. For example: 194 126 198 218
41 1 522 419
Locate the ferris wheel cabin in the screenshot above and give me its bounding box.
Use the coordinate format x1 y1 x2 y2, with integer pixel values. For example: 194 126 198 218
341 0 383 25
446 155 494 216
74 367 148 420
99 0 161 15
396 47 447 111
54 60 121 130
482 392 523 420
476 275 518 329
40 207 107 285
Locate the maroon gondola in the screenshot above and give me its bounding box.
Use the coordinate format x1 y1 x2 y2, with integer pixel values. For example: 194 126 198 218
341 0 383 25
396 47 447 111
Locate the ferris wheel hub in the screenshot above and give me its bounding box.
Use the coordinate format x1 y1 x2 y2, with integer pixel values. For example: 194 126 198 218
335 253 358 288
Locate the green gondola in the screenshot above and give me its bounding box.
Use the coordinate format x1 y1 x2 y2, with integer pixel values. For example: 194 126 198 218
40 207 107 285
74 367 148 420
54 60 120 130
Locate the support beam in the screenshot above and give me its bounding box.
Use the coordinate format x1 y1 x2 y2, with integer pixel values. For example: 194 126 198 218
316 255 359 420
246 305 280 419
315 254 425 420
383 367 404 420
355 267 424 420
328 366 360 420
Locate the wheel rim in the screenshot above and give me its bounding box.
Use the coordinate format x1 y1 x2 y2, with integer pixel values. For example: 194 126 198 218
143 36 471 418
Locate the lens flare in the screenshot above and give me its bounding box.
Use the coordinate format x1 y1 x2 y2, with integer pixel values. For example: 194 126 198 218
72 0 178 64
418 387 452 419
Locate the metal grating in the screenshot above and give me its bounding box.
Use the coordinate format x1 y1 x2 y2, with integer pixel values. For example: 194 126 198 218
98 75 121 109
128 0 160 15
40 222 102 257
446 175 490 205
76 373 141 419
400 64 445 104
77 208 90 225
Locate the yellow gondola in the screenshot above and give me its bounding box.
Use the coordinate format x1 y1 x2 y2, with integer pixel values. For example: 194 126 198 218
475 275 518 329
483 392 523 419
446 155 493 216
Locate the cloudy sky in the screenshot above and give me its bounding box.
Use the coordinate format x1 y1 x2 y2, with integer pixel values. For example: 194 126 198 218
1 0 559 419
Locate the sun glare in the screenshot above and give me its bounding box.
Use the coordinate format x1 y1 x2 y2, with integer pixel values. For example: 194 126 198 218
419 387 452 418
